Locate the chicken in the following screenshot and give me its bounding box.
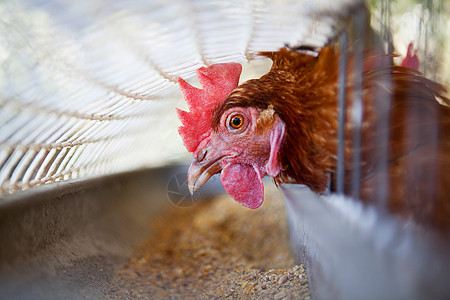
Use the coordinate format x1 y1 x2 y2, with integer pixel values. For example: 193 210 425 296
177 45 450 230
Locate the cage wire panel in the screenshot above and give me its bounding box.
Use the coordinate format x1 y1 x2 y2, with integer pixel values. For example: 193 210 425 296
0 0 362 197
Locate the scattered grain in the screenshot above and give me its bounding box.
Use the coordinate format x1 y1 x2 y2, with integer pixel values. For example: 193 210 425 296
108 185 310 299
278 275 288 285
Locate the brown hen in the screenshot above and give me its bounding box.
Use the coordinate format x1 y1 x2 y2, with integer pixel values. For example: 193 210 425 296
178 46 450 230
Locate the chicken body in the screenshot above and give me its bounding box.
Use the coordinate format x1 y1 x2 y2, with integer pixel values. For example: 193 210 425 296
179 46 450 230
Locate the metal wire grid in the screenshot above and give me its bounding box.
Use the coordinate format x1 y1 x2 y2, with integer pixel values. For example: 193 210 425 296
336 0 450 205
0 0 360 197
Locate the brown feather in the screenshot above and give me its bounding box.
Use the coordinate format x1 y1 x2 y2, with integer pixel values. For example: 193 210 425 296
360 64 450 229
214 46 450 230
213 48 340 192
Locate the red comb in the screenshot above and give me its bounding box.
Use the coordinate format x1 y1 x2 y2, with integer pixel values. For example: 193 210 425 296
400 42 419 71
177 63 242 153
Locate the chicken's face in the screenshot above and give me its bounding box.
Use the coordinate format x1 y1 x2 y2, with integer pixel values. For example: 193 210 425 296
177 63 285 209
188 105 285 208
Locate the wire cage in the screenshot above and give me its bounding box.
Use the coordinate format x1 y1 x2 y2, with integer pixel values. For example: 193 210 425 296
0 0 450 299
281 1 450 299
1 0 448 197
0 0 353 197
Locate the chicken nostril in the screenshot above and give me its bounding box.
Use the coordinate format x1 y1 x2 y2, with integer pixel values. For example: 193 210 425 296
197 149 207 162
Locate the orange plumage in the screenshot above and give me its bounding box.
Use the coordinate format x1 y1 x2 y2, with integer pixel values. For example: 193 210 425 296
179 46 450 230
218 46 450 230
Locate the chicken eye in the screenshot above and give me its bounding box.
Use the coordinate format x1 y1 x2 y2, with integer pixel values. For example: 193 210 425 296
229 114 244 129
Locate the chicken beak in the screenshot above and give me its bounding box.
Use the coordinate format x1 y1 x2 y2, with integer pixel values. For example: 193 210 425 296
187 155 224 195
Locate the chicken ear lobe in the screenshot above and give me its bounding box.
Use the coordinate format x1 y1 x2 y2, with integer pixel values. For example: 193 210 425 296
221 164 264 209
266 118 285 177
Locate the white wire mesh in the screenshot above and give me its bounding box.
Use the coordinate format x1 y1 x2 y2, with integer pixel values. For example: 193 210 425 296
0 0 362 196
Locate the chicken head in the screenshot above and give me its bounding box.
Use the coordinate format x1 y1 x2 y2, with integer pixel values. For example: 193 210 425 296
177 63 285 208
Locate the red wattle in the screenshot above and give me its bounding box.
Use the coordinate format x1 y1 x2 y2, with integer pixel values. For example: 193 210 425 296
221 164 264 209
